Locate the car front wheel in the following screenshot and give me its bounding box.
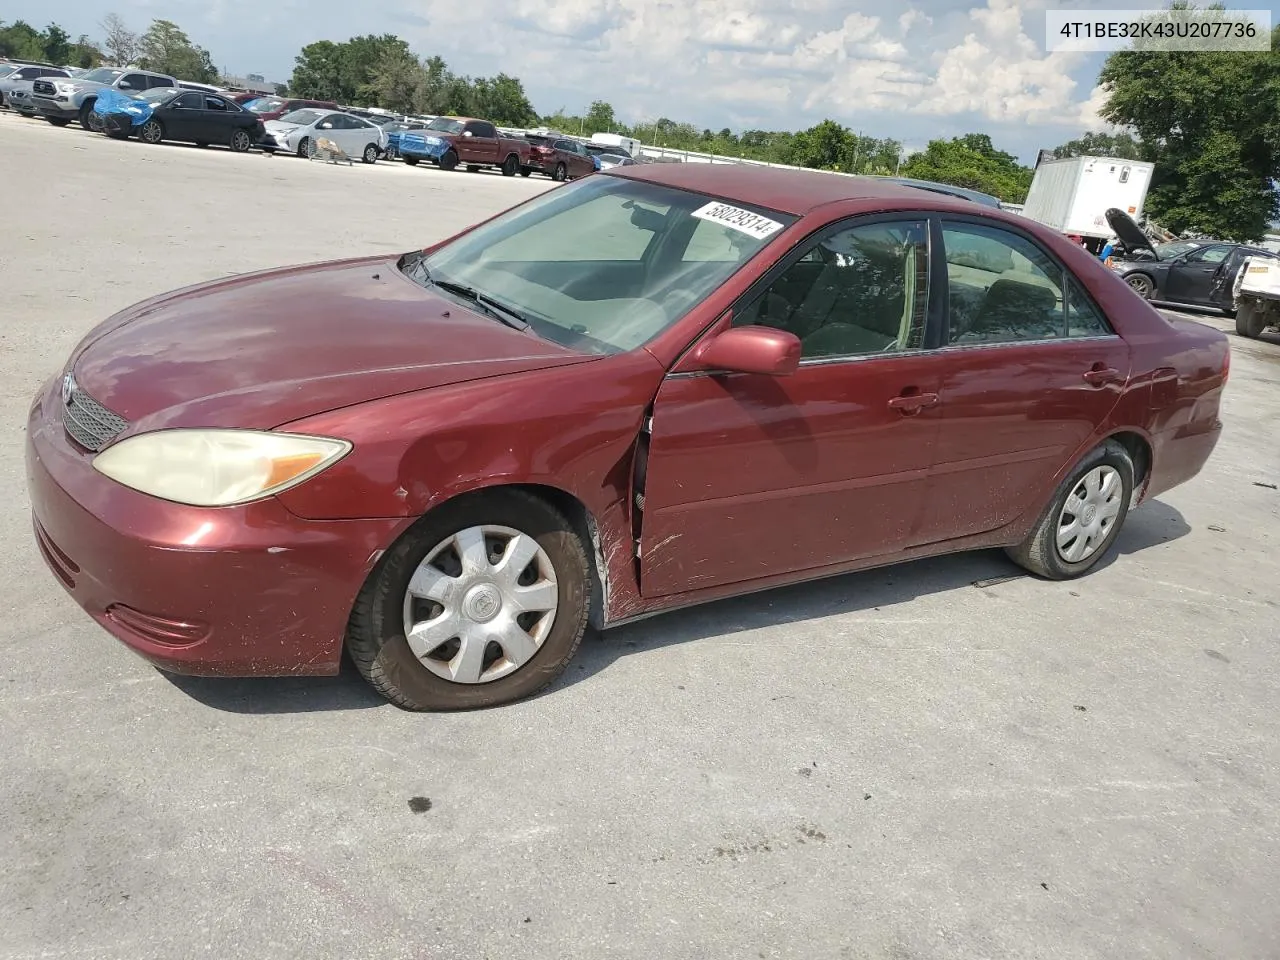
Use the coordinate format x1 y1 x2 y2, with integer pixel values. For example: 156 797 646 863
346 490 590 711
139 119 164 145
1125 273 1154 299
1007 440 1134 579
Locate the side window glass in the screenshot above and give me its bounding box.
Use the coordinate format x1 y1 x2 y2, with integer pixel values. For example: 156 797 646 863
173 93 202 109
943 222 1067 344
119 74 145 90
1065 281 1112 337
205 96 229 111
734 220 929 359
1188 246 1230 264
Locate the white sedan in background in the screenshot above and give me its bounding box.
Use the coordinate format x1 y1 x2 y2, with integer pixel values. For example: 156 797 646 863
262 108 388 163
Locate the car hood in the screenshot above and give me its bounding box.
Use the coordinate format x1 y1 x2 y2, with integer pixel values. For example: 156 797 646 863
70 255 592 432
263 119 304 134
1105 208 1156 258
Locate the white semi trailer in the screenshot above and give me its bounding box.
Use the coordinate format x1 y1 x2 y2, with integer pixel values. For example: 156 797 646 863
1022 155 1156 240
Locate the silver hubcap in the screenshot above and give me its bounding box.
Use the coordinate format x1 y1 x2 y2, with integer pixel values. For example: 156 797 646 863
402 525 558 684
143 124 160 142
233 132 248 149
1056 466 1123 563
1127 277 1149 294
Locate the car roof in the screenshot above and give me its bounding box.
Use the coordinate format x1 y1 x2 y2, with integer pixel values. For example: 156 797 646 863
610 163 979 216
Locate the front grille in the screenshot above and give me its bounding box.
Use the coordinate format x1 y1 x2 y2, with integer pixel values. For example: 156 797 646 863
32 79 56 96
62 377 128 452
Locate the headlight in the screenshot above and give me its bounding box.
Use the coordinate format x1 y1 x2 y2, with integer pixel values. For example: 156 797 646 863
423 136 443 146
54 82 78 94
92 429 351 507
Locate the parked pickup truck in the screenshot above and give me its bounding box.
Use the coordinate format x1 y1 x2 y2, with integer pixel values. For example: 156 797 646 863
31 66 178 128
398 117 531 176
1232 254 1280 339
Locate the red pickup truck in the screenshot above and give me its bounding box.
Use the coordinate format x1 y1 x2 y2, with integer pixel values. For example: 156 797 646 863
397 117 531 176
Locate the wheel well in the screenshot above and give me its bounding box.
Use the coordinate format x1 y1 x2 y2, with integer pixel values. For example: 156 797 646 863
457 483 608 631
1108 431 1151 489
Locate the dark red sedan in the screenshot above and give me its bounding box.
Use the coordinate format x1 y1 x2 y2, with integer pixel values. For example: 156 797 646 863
26 166 1227 710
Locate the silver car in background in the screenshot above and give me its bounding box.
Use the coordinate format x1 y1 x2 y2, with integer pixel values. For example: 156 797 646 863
0 64 70 115
262 108 389 163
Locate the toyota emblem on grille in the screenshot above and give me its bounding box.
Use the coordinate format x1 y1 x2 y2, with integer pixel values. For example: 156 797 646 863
61 373 76 407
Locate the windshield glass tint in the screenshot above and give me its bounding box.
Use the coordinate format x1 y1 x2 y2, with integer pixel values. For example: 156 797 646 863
278 109 322 125
418 176 794 355
81 68 123 83
247 97 285 113
426 117 465 134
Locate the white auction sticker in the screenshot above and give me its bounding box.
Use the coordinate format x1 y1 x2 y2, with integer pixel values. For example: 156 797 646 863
691 201 784 240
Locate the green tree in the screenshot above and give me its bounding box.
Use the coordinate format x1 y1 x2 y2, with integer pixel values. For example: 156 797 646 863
290 40 344 100
584 99 615 133
472 73 536 125
900 135 1033 201
1052 131 1143 160
366 47 422 115
1097 2 1280 238
787 120 854 170
137 19 218 82
291 34 411 105
41 24 70 63
69 34 104 68
0 21 46 61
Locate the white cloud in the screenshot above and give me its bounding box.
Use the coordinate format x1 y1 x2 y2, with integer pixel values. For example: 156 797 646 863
58 0 1110 158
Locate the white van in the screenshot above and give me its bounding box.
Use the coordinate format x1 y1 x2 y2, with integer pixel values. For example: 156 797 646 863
589 132 641 159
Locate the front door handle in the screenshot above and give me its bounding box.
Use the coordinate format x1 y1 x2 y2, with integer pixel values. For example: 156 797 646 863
1082 365 1122 385
888 391 939 414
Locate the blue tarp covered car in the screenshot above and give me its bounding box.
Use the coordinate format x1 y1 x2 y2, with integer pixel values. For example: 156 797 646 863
92 86 155 135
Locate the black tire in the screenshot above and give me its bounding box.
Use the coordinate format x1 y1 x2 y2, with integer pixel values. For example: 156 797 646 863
1006 440 1134 580
520 166 531 177
229 130 252 153
46 117 71 127
439 149 459 171
552 162 567 182
346 490 590 711
1236 301 1266 338
1125 273 1154 299
138 119 164 145
501 153 519 177
296 137 311 158
404 156 420 166
362 143 379 164
78 100 100 131
465 164 480 173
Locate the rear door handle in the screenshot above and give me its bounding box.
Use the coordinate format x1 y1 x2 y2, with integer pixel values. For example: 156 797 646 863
888 391 939 413
1082 366 1122 385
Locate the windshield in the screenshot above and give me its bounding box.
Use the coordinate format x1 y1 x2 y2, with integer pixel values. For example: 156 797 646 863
415 175 795 355
426 117 465 134
1156 240 1202 260
0 65 19 78
81 68 124 84
278 108 323 126
246 97 285 113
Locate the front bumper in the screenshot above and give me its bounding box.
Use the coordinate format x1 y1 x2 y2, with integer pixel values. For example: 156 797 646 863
25 376 411 677
31 96 77 121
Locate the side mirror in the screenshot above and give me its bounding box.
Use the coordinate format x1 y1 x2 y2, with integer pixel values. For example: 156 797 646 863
691 326 801 377
462 130 474 137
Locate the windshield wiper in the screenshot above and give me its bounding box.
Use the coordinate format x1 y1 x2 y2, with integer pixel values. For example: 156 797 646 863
431 278 531 332
396 254 532 331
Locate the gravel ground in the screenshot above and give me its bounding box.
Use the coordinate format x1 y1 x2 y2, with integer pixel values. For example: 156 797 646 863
2 112 1279 960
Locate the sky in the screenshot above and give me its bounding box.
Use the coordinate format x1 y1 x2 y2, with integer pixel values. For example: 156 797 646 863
26 0 1280 163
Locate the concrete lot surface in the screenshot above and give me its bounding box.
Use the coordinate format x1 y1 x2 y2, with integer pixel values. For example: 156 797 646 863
2 113 1279 960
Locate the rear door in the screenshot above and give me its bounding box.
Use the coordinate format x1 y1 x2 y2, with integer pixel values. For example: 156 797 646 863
912 217 1132 546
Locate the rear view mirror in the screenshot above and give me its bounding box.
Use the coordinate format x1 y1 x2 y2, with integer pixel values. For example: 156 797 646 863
628 203 667 233
691 326 801 377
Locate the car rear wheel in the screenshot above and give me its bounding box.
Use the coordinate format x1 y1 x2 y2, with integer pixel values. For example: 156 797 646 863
520 166 531 177
552 162 567 181
139 119 164 145
1125 273 1154 299
346 490 590 711
404 156 420 166
1006 440 1134 580
440 149 459 171
229 130 252 153
46 117 70 127
1235 301 1266 338
501 153 519 177
362 143 379 164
